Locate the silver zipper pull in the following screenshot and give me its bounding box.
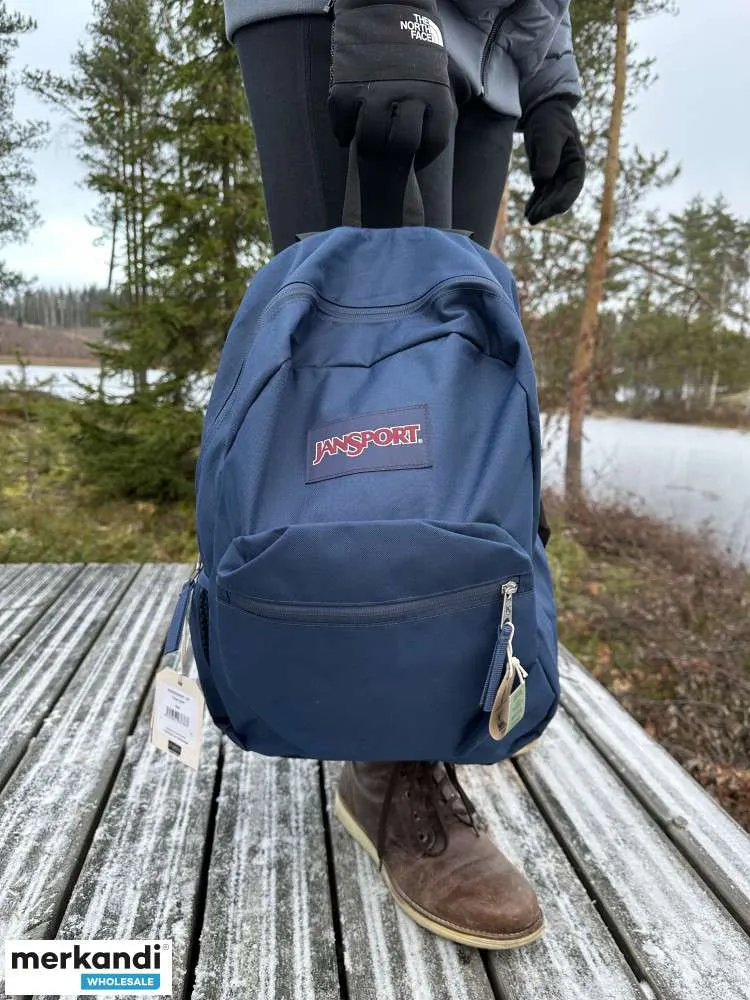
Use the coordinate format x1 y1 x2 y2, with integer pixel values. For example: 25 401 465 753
501 580 518 627
481 580 521 714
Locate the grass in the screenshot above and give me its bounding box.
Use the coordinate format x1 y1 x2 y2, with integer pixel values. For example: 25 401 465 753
0 387 196 563
546 493 750 830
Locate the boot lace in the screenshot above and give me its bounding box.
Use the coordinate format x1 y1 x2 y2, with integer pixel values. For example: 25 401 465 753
376 762 479 868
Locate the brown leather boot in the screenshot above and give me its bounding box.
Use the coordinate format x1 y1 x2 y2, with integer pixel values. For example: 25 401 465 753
335 761 543 949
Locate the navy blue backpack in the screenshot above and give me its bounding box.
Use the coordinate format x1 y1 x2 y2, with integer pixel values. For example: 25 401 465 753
172 165 559 764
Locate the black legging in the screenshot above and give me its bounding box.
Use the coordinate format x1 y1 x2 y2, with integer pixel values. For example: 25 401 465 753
234 14 517 253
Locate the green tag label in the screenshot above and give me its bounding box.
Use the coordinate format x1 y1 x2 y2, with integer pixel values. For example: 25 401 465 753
506 682 526 736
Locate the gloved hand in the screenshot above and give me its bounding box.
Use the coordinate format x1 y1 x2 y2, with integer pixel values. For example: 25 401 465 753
523 98 586 225
328 0 453 169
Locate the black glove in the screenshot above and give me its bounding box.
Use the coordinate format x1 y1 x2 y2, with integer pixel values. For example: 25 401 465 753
523 98 586 225
328 0 453 169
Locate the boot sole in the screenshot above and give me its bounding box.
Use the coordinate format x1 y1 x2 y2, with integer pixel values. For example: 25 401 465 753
334 791 544 950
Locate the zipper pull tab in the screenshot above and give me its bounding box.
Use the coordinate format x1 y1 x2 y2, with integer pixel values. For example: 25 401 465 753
163 562 201 656
480 621 514 712
480 581 520 713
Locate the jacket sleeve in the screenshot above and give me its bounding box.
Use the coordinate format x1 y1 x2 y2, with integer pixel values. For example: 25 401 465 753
514 9 582 122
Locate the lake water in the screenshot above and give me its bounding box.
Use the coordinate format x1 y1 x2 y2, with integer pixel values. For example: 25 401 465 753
541 415 750 565
2 363 748 564
0 364 164 400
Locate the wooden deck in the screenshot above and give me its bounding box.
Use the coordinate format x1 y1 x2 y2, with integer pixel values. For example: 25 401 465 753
0 562 749 1000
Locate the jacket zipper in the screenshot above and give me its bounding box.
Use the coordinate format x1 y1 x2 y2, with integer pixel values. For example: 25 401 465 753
480 0 527 95
328 0 522 99
218 577 524 626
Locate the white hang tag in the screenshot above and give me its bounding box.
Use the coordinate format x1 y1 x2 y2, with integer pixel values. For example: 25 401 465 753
150 667 205 770
505 658 527 736
489 637 528 742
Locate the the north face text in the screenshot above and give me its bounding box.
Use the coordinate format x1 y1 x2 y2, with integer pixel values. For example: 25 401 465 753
399 13 444 46
313 424 422 466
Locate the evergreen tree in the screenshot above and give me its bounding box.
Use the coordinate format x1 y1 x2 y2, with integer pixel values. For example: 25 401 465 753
147 0 268 383
77 0 165 389
0 285 109 326
29 0 267 500
615 198 750 413
0 3 46 299
566 0 631 501
28 0 165 379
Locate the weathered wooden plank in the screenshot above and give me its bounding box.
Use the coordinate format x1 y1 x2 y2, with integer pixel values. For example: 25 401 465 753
559 646 750 933
458 764 642 1000
517 711 750 1000
34 648 222 1000
0 563 25 587
323 763 495 1000
0 563 186 993
192 752 340 1000
0 563 83 662
0 563 138 789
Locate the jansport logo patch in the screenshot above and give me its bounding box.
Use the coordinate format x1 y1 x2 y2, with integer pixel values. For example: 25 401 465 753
306 405 432 483
313 423 422 466
400 13 444 46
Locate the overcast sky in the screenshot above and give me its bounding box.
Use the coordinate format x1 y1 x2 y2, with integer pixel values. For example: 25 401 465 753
5 0 750 288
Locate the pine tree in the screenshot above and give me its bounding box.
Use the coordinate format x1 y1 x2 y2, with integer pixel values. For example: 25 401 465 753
565 0 630 502
76 0 165 389
0 285 108 326
29 0 268 501
147 0 268 382
0 3 46 299
28 0 165 381
564 0 678 501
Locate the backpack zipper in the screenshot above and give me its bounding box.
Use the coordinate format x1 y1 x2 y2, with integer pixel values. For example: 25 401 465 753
218 576 524 626
220 575 529 712
480 0 527 95
278 274 500 321
208 273 503 429
481 580 520 712
501 579 518 625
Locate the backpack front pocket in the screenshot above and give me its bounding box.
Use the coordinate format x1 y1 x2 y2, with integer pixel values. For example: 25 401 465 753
213 520 541 761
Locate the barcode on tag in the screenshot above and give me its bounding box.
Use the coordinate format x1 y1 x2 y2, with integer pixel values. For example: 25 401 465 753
165 705 191 728
151 667 205 770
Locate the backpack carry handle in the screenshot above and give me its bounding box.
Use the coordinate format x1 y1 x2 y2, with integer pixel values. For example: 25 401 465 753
342 138 426 229
296 140 473 240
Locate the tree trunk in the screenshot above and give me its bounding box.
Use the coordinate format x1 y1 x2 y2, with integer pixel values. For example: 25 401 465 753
491 178 511 259
708 366 719 409
107 194 119 294
565 0 629 505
